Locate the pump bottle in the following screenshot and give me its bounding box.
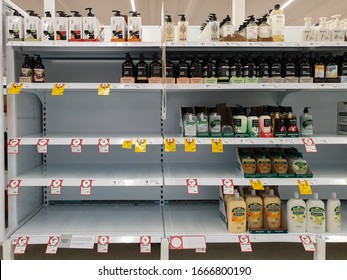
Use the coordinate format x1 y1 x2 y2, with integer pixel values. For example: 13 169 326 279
122 53 135 78
128 11 142 41
221 15 234 41
111 10 126 42
316 17 330 41
287 192 306 233
331 14 344 42
327 192 341 233
177 14 189 42
7 9 23 41
33 55 45 83
83 8 100 40
149 53 162 78
246 15 258 42
258 15 272 41
55 11 68 41
301 17 315 42
69 11 83 41
164 15 175 42
270 4 285 42
42 11 54 41
300 107 313 136
136 53 148 83
306 193 325 233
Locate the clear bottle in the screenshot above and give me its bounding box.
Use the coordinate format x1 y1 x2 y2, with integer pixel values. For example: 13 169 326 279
136 53 148 83
149 53 162 78
122 53 135 77
270 4 285 42
306 193 325 233
315 17 331 41
258 15 272 41
246 15 258 42
164 15 175 42
209 109 222 133
221 15 234 40
301 17 315 42
327 192 341 233
331 14 344 42
209 13 220 41
177 14 189 42
287 192 306 233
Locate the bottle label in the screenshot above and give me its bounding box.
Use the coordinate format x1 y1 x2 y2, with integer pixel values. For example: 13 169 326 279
210 23 219 41
335 205 341 219
179 24 187 41
243 66 249 77
252 119 259 128
21 68 32 77
315 65 325 78
309 207 325 225
271 66 281 76
219 65 230 78
166 67 174 77
234 118 242 132
302 119 313 130
290 206 306 225
264 119 271 127
210 119 221 133
303 30 315 41
271 14 285 36
259 26 271 38
152 66 162 77
179 66 188 77
222 25 234 37
332 30 344 41
317 30 330 41
246 26 258 40
248 203 262 218
300 65 311 77
285 66 295 77
34 69 45 82
326 65 338 78
265 203 280 225
231 207 246 225
123 65 133 77
230 66 236 77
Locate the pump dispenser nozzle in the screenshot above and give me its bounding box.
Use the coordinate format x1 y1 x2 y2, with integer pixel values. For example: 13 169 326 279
44 11 52 18
165 15 172 22
26 10 35 16
129 11 140 17
112 10 121 16
85 8 94 17
71 11 81 17
57 11 66 17
178 14 186 21
13 9 20 16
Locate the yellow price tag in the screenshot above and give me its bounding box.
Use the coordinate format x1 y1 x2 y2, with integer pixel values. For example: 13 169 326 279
98 83 111 96
122 140 133 149
211 138 223 153
52 83 65 96
297 180 312 195
164 138 176 152
8 82 24 94
135 138 147 153
184 138 196 153
250 179 265 190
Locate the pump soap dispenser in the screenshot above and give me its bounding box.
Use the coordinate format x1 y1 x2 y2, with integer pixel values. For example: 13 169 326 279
111 10 127 42
128 11 142 41
55 11 68 41
178 14 189 42
42 11 54 41
164 15 175 42
83 8 101 41
7 9 24 41
301 17 315 42
24 10 41 41
331 14 344 42
316 17 330 41
69 11 83 41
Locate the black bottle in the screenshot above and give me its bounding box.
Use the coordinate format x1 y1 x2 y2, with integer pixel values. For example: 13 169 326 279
136 53 148 83
122 53 135 77
299 55 312 77
283 56 296 77
325 54 338 78
203 55 216 78
165 56 175 78
33 55 45 83
341 53 347 77
243 55 256 78
257 55 269 78
149 53 162 78
230 55 243 77
217 55 230 82
270 55 282 77
313 54 325 78
20 55 33 78
190 55 202 78
177 55 189 78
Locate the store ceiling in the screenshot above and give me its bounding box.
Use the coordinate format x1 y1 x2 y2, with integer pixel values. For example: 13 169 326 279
9 0 347 26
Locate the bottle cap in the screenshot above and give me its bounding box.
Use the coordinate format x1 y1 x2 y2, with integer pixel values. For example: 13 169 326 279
303 107 310 113
129 11 140 17
313 192 319 200
251 189 256 196
26 10 36 16
274 4 281 10
44 11 52 17
331 192 337 199
112 10 121 17
165 15 172 22
294 192 299 199
85 8 94 17
178 14 186 21
269 189 275 195
71 11 81 17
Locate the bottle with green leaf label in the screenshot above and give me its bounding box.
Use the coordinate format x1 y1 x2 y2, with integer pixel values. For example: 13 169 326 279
287 192 306 233
306 193 325 233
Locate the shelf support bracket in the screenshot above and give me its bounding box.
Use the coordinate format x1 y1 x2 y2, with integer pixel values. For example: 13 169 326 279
160 237 169 260
2 238 14 260
44 0 56 15
313 237 326 260
232 0 245 27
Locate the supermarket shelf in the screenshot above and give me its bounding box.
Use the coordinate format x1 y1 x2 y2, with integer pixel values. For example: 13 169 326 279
163 163 347 186
18 133 163 145
163 203 316 243
13 163 163 186
164 133 347 145
11 204 164 244
321 202 347 243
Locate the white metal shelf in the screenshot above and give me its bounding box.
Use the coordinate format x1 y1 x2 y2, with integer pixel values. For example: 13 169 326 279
165 42 347 48
11 204 164 244
7 41 161 48
14 163 163 186
163 203 317 243
163 163 347 186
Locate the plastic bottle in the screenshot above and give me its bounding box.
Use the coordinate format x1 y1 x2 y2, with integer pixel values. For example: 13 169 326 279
216 55 230 82
299 55 312 77
301 17 315 42
209 13 220 41
325 54 338 78
247 107 259 137
257 55 269 78
165 56 175 78
300 107 313 136
259 109 272 135
203 55 216 78
263 189 281 229
7 9 23 41
149 53 162 78
315 17 330 41
243 56 256 78
33 55 45 83
221 15 234 40
227 191 247 233
42 11 54 41
164 15 175 42
246 15 258 42
287 192 306 233
136 53 148 83
122 53 135 78
327 192 342 233
245 190 263 229
270 4 285 42
230 55 243 77
233 106 247 134
195 107 209 136
331 14 344 42
70 11 83 41
177 55 190 78
306 193 325 233
177 14 188 42
258 15 272 41
209 108 222 133
314 54 325 78
190 55 202 78
182 108 197 137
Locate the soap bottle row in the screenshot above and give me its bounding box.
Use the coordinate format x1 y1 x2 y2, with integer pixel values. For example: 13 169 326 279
19 55 45 83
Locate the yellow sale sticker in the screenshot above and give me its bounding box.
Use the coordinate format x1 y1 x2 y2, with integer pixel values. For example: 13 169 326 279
297 180 312 195
8 82 23 94
52 83 65 96
184 138 196 153
98 83 111 96
250 179 265 191
135 138 147 153
211 138 223 153
122 140 133 149
164 138 176 152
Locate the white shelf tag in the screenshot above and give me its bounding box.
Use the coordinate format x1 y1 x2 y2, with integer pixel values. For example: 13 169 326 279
50 179 63 195
140 236 152 253
14 236 30 254
300 235 316 252
238 235 252 252
195 248 207 253
8 139 20 154
71 139 83 153
302 138 317 153
45 236 60 254
80 180 92 196
317 138 329 144
222 179 234 195
37 139 49 153
186 179 199 194
98 138 110 153
7 180 21 196
170 236 206 250
97 236 109 253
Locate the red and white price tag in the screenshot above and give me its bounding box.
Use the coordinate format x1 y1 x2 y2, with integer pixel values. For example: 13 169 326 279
37 139 49 153
186 179 199 194
299 235 316 252
71 139 83 153
98 138 110 153
97 236 109 253
50 179 63 195
238 235 252 252
302 138 317 153
45 236 60 254
80 180 92 196
8 139 20 154
140 236 152 253
14 236 30 254
222 179 234 195
7 180 21 196
170 236 183 250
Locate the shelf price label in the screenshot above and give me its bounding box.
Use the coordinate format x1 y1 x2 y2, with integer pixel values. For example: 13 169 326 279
52 83 65 96
8 138 20 154
222 179 234 195
37 139 49 154
164 138 176 152
97 236 109 253
302 138 317 153
184 138 196 153
211 138 223 153
14 236 30 254
8 82 23 94
297 180 312 195
122 139 133 149
299 235 316 252
98 138 110 153
98 83 111 96
50 179 63 195
70 139 83 153
250 179 265 191
7 180 21 196
238 235 252 253
80 180 92 196
140 236 152 253
135 138 147 153
45 236 60 254
186 179 199 194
